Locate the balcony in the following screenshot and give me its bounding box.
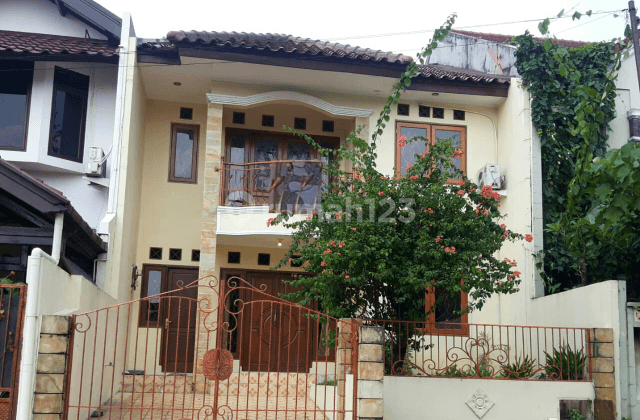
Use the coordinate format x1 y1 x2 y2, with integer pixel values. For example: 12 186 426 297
220 159 326 215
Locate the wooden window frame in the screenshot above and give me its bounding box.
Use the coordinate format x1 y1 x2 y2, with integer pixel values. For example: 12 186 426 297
395 121 467 185
138 264 168 328
138 264 200 328
424 283 469 337
224 128 340 163
47 67 89 163
169 123 200 184
0 61 33 152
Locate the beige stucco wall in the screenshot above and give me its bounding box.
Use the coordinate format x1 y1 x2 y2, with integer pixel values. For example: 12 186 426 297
135 77 535 324
384 376 594 420
133 99 207 273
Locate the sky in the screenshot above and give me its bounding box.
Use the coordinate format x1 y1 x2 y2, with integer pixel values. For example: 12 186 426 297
99 0 632 55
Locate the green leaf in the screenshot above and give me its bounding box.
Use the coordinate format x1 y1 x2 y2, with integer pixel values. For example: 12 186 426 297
572 11 582 21
538 18 550 35
558 63 568 77
586 10 592 17
543 38 553 52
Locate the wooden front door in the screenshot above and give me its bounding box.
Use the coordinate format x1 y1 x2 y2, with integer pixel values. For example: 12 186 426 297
241 272 312 372
160 268 198 373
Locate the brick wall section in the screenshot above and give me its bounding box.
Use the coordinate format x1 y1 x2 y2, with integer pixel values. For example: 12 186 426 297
591 328 615 420
357 325 384 420
194 102 224 391
32 315 71 420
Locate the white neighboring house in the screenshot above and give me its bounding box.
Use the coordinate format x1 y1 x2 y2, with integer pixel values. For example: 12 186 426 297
0 0 124 231
0 2 143 419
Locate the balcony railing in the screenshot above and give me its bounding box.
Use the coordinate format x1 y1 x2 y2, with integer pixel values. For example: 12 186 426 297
363 319 592 381
220 159 327 214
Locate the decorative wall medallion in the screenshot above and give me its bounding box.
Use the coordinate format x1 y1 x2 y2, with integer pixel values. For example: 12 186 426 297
466 388 495 418
202 349 234 381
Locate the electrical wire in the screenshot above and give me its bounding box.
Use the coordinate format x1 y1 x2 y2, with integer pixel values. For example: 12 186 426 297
0 8 628 74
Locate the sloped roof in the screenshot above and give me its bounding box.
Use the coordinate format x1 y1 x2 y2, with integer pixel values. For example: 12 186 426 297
166 31 414 64
0 158 106 255
418 64 511 84
0 30 118 62
140 31 511 87
450 29 590 48
46 0 122 43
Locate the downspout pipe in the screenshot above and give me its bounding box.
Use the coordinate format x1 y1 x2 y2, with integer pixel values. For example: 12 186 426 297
51 212 64 262
16 248 59 420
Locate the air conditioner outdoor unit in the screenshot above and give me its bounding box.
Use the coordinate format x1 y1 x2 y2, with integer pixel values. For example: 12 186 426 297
86 147 106 178
477 163 504 190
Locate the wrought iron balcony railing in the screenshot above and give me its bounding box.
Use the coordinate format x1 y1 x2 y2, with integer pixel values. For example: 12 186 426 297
220 159 327 214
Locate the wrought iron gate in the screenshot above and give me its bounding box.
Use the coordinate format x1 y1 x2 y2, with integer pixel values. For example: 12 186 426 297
65 275 358 419
0 284 26 420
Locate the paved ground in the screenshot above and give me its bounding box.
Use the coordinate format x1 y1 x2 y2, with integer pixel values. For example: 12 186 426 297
75 389 336 420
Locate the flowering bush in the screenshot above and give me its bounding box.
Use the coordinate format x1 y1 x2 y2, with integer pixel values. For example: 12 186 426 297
270 127 530 320
270 14 530 322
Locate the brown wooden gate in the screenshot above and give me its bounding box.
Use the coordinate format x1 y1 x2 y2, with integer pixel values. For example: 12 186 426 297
0 284 27 420
64 274 358 420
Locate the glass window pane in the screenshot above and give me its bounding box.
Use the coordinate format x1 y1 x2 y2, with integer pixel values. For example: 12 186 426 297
399 127 427 176
227 135 246 204
49 68 89 161
288 142 311 160
0 61 32 150
174 129 195 178
434 129 462 173
253 139 278 192
434 290 462 330
0 94 28 149
146 270 162 323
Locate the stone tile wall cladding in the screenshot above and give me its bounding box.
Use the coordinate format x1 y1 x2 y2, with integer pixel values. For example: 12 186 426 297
33 315 72 420
591 328 616 420
357 325 384 420
195 102 224 391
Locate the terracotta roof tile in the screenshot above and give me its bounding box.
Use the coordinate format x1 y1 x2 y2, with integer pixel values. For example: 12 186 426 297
450 29 589 48
166 31 413 64
418 64 511 83
0 30 118 59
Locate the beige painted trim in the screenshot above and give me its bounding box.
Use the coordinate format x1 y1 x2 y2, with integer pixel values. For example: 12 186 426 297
206 91 373 118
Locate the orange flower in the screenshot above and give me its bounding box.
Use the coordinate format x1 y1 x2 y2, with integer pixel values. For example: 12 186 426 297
345 275 350 279
397 136 407 147
409 175 419 181
524 234 533 242
457 190 465 196
378 191 385 196
352 228 357 231
321 261 326 267
513 271 521 277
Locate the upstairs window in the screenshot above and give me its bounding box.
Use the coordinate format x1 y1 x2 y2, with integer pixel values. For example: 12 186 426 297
0 61 33 151
48 67 90 162
395 122 466 184
169 123 199 183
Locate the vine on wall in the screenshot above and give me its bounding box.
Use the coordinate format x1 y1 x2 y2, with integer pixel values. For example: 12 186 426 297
514 22 634 293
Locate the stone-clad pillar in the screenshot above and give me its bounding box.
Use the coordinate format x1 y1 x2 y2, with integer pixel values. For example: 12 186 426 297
194 103 224 390
591 328 616 420
357 325 384 420
33 315 72 420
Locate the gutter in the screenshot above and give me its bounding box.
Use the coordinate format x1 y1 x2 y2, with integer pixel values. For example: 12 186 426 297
102 13 134 235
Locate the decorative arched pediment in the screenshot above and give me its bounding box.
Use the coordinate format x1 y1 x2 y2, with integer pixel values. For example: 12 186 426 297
206 91 372 118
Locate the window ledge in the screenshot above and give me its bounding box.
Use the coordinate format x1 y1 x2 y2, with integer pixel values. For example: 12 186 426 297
82 176 109 188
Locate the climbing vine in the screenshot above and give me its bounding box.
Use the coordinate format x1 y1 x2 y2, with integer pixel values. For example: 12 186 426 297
514 16 630 292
